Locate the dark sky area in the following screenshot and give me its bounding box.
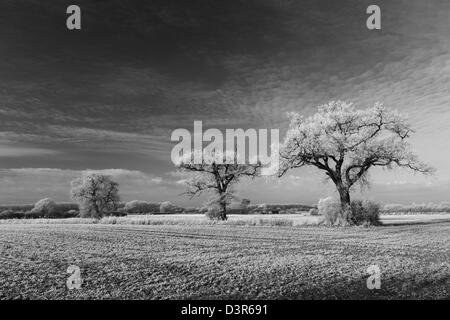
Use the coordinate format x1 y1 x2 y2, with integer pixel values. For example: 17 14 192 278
0 0 449 205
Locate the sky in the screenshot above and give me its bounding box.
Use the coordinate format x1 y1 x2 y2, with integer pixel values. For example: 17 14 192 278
0 0 449 206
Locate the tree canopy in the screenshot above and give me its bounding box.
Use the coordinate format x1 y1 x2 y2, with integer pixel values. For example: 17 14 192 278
175 150 261 220
70 173 120 218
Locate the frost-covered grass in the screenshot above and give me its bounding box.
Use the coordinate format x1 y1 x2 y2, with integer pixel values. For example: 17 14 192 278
1 213 449 227
0 213 321 226
0 221 449 299
0 217 98 224
382 202 450 214
99 214 320 227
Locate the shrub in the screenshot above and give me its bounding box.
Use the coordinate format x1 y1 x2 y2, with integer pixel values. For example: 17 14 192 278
65 210 79 218
160 201 176 214
263 218 294 227
257 204 269 214
308 208 319 216
50 211 69 218
350 200 381 226
251 203 313 214
0 204 33 212
382 202 450 214
241 199 251 208
31 198 57 218
198 206 208 214
227 199 251 214
78 202 91 218
117 207 127 213
24 210 43 219
183 207 199 214
124 200 160 214
55 203 78 213
104 211 127 217
205 206 223 220
318 197 341 225
227 208 249 214
0 205 79 220
0 210 24 219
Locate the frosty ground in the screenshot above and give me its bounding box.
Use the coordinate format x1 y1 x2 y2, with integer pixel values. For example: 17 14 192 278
0 215 449 299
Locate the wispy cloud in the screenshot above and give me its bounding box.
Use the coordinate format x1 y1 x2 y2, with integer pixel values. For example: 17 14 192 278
0 1 449 204
0 168 177 204
0 145 60 157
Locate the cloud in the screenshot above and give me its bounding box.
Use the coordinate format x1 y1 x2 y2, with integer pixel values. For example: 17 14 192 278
0 168 172 204
0 1 449 204
45 126 172 156
151 177 163 184
0 145 60 157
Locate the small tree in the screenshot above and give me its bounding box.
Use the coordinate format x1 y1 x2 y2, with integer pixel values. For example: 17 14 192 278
31 198 57 218
160 201 176 213
70 173 120 218
176 150 260 220
240 198 251 208
280 101 433 225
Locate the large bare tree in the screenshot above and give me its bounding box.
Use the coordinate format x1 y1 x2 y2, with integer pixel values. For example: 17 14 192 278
279 101 433 225
176 150 261 220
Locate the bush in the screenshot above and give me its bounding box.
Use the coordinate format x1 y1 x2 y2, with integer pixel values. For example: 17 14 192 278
65 210 79 218
55 203 78 212
104 211 127 217
0 210 24 219
78 202 92 218
308 208 319 216
31 198 57 218
227 208 249 214
205 207 223 220
317 197 381 226
124 200 160 214
350 200 381 226
257 204 269 214
198 206 208 214
382 202 450 214
251 203 314 214
241 199 251 208
0 204 33 212
160 201 177 214
227 199 251 214
24 210 43 219
0 205 79 220
318 197 341 225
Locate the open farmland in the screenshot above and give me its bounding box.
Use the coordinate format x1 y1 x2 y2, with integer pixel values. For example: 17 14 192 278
0 218 449 299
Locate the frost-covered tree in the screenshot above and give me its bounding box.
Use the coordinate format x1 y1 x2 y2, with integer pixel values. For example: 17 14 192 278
31 198 57 217
160 201 177 213
70 173 120 218
175 150 261 220
280 101 433 225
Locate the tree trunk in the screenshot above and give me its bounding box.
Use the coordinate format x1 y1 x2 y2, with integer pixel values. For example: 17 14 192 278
92 201 101 219
219 199 228 221
336 185 352 226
